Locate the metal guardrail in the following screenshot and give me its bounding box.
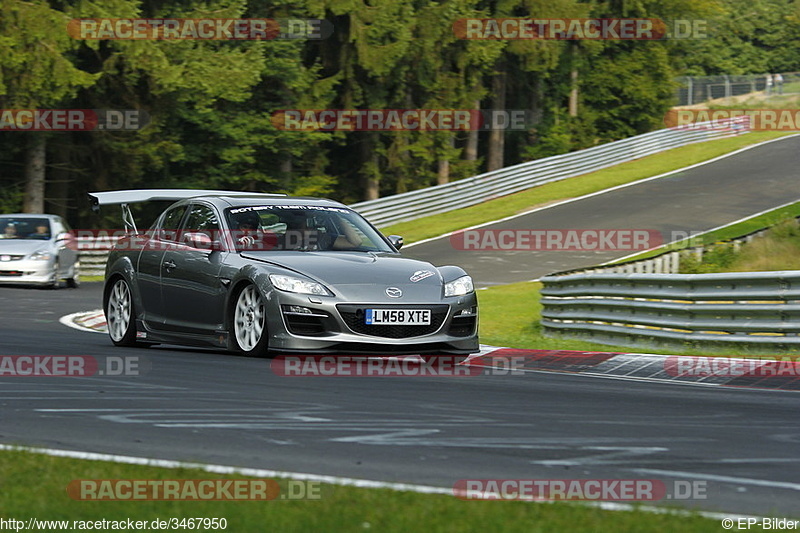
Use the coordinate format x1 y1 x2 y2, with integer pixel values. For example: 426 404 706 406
77 237 117 277
547 211 799 278
76 120 747 276
79 250 108 277
540 271 800 348
351 121 748 227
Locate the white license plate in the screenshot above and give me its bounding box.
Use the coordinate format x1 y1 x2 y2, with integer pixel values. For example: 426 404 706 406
365 309 431 325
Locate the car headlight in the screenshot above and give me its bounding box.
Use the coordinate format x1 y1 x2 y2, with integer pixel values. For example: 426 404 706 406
269 274 331 296
444 275 474 297
28 250 53 261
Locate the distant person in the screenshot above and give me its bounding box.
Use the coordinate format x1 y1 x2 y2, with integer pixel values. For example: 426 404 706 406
765 73 773 96
31 223 50 239
0 224 17 239
774 73 784 95
232 212 274 250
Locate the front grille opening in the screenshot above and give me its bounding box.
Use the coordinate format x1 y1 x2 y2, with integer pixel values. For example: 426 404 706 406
337 304 448 339
448 316 476 337
281 305 334 336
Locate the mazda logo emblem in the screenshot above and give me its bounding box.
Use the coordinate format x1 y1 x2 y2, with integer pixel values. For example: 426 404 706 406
385 287 403 298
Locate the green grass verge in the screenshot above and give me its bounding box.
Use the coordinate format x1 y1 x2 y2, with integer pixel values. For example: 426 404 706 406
681 219 800 274
380 131 792 244
605 200 800 265
0 449 722 532
477 281 800 356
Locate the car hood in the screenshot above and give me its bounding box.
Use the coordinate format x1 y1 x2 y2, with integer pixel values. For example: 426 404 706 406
242 251 447 299
0 240 50 255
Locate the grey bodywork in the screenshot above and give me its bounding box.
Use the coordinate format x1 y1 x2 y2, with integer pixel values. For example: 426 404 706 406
98 192 479 355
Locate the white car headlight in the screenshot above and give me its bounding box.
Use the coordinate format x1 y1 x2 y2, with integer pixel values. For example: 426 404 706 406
28 250 53 261
269 274 331 296
444 275 474 297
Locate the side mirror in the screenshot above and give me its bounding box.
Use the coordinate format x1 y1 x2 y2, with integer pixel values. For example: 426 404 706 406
183 232 222 251
388 235 404 250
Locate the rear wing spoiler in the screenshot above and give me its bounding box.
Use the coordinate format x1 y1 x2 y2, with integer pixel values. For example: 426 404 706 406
88 189 286 233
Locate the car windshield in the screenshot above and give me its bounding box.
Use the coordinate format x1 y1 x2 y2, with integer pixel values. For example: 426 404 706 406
0 217 52 240
225 205 394 253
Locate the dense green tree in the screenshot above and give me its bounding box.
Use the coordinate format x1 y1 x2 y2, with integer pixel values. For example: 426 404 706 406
0 0 796 224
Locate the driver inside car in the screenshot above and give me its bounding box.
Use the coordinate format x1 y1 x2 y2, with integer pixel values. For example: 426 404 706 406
232 212 264 249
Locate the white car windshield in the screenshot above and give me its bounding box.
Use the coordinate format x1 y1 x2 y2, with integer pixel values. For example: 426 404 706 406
0 217 52 240
225 206 393 252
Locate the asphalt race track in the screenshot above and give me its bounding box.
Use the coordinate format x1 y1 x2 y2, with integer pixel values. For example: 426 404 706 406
1 284 798 517
406 135 800 286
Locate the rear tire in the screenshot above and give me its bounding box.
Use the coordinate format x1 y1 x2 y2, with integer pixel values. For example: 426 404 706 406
107 278 137 346
231 284 269 357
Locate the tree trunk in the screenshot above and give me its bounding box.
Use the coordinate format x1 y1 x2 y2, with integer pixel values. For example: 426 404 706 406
48 137 71 217
360 134 379 200
464 99 480 161
364 167 379 200
569 42 579 117
437 134 454 185
281 157 292 174
23 134 46 213
487 67 506 172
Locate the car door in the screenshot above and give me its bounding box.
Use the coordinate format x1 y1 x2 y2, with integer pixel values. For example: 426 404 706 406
160 202 227 334
136 204 188 328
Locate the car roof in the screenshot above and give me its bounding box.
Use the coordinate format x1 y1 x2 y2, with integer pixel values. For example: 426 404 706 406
199 196 350 210
0 214 61 220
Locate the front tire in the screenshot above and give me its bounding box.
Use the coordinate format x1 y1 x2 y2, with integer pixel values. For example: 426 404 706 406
232 284 269 357
107 278 136 346
66 262 80 288
49 260 60 290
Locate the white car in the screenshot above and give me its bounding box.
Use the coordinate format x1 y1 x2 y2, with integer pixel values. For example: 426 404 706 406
0 214 80 288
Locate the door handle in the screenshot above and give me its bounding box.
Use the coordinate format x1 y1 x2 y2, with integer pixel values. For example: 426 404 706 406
163 260 177 271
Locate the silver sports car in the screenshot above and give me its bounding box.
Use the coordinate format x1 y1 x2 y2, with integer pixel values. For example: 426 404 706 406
91 190 478 358
0 214 80 288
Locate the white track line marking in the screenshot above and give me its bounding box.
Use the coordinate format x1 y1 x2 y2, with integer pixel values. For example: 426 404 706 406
633 469 800 492
406 134 800 248
59 310 106 334
609 197 800 265
0 444 766 521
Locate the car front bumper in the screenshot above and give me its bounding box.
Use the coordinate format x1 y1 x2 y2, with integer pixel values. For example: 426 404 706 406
0 259 55 286
266 290 479 355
